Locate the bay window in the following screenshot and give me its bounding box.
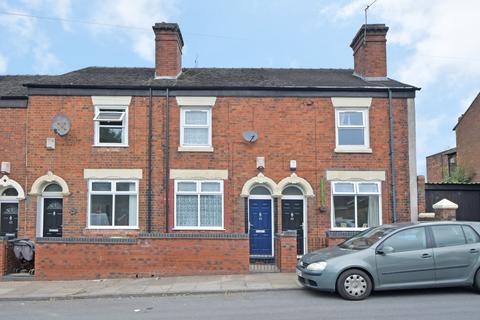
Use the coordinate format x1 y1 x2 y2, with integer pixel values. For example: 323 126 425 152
331 181 381 229
174 180 223 229
88 180 138 228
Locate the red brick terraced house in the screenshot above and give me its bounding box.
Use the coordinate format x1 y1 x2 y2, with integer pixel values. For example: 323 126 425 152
454 93 480 182
0 23 419 280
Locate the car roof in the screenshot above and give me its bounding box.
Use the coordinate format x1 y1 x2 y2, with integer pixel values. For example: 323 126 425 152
385 221 480 231
379 222 415 229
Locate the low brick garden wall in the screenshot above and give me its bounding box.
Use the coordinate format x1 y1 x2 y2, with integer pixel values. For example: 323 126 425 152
275 231 297 272
0 238 18 276
325 230 361 247
35 233 249 280
0 239 6 276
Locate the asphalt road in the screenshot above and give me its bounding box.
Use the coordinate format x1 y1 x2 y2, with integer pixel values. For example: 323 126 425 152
1 287 479 320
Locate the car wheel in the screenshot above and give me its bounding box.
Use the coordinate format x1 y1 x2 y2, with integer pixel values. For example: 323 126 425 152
474 268 480 292
336 269 372 300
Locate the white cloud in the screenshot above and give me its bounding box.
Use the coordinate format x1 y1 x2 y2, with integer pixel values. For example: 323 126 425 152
49 0 73 31
0 54 7 73
0 0 71 73
89 0 177 61
321 0 480 88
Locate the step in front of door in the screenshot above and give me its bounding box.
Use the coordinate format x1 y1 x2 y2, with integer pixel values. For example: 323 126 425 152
249 257 279 273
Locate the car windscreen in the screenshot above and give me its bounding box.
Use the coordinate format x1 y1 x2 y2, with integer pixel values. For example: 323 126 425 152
339 226 397 250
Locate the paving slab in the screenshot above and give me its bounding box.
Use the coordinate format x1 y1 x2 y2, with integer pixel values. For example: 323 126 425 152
0 272 300 301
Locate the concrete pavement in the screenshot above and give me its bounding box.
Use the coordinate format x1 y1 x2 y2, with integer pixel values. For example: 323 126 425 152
0 273 300 301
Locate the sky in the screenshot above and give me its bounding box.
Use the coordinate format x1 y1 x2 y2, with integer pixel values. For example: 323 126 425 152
1 0 479 177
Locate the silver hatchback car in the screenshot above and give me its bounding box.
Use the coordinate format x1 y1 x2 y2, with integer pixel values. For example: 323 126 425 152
296 221 480 300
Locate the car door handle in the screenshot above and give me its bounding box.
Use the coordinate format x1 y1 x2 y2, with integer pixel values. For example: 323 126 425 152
469 249 479 254
421 253 432 258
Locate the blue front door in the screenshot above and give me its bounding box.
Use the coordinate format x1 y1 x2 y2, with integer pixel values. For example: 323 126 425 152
249 199 272 256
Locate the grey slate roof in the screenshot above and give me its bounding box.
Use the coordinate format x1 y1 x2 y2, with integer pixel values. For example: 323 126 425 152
0 75 44 98
426 147 457 158
1 67 418 99
25 67 417 90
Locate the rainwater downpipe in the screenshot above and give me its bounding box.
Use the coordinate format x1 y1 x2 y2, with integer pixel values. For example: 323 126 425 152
164 88 170 232
147 88 153 233
388 88 398 223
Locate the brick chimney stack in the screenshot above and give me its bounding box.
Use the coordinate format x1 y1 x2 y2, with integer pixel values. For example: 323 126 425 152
152 22 184 79
350 24 389 79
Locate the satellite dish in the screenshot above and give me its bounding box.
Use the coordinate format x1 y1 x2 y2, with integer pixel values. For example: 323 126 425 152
242 131 259 143
51 114 71 136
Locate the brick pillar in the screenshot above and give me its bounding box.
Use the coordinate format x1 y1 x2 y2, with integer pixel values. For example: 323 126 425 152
275 231 297 272
417 175 426 213
0 239 6 276
432 198 458 221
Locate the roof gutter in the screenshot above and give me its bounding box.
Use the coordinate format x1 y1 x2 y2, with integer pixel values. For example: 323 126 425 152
23 83 420 92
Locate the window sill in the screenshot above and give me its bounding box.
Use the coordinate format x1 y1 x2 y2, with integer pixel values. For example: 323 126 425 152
92 144 129 148
86 227 139 230
329 227 368 232
334 147 372 154
178 146 214 152
326 229 365 239
173 227 225 231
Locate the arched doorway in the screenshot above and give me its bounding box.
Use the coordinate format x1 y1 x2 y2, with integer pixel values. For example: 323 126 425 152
40 183 64 237
281 185 306 255
248 185 274 257
278 173 314 256
30 171 69 238
241 173 279 258
0 175 25 238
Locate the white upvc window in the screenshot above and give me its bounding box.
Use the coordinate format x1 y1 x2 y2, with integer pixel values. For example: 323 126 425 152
335 108 370 152
93 106 128 146
331 181 381 230
174 180 224 230
180 107 212 148
88 180 138 229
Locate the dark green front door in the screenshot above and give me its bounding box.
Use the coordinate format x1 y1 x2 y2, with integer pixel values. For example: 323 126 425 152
43 198 63 237
282 199 304 255
0 202 18 237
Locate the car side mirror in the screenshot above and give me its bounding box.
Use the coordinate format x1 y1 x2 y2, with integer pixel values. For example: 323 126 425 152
376 246 394 255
